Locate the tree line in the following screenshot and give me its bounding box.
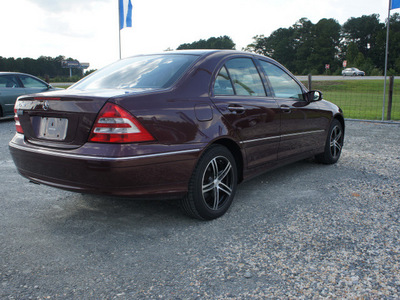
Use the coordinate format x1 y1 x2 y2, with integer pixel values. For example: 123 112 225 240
178 14 400 76
0 55 92 81
1 13 399 78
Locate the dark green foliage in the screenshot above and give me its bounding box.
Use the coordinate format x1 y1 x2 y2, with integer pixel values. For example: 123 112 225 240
246 18 342 75
247 13 400 75
177 36 235 50
0 55 83 79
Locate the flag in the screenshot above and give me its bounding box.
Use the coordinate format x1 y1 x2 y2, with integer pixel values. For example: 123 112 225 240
391 0 400 9
119 0 133 30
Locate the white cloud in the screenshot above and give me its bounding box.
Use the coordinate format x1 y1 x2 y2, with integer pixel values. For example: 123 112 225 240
28 0 108 12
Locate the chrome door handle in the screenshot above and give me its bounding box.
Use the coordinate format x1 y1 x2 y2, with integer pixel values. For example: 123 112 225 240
280 105 291 113
228 105 245 113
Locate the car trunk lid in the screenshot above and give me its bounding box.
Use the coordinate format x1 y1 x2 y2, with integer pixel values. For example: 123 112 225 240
15 89 132 149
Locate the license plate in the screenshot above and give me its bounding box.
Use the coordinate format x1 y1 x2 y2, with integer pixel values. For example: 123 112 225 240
38 117 68 140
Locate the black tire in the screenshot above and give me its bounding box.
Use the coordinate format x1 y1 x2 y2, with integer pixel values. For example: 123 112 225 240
181 145 237 220
315 119 344 164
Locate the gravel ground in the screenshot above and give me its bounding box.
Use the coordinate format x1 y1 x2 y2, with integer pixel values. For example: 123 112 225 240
1 119 400 299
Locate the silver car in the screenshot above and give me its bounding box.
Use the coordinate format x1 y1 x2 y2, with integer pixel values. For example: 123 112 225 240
0 72 58 118
342 67 365 76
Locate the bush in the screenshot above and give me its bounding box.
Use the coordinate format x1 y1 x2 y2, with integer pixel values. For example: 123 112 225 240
370 68 383 76
48 75 83 83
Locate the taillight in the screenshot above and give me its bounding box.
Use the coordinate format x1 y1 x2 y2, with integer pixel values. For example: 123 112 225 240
88 103 155 143
14 108 23 134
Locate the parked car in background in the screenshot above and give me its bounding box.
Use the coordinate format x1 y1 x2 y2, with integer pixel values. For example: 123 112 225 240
0 72 58 118
9 50 344 220
342 67 365 76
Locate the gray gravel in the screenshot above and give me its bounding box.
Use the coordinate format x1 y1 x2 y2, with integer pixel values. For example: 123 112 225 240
1 119 400 299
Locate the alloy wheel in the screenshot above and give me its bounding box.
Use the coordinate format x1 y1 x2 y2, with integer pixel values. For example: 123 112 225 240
330 125 343 159
201 156 234 210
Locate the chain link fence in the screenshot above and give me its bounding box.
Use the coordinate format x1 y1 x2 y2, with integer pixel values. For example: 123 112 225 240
300 76 399 122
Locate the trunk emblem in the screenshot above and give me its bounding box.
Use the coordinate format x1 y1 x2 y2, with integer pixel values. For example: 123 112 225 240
43 101 50 111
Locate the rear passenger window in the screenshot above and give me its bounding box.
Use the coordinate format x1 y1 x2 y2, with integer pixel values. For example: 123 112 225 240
225 58 265 97
214 66 234 95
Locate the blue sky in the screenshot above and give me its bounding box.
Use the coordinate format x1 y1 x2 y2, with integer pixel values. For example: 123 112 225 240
0 0 394 69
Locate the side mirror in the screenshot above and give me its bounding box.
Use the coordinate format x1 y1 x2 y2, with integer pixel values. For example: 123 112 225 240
306 90 323 102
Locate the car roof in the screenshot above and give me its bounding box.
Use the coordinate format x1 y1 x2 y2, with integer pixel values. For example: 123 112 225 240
0 72 36 76
124 49 267 59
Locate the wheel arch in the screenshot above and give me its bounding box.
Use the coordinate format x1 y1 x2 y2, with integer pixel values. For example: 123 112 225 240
334 114 345 136
211 138 244 183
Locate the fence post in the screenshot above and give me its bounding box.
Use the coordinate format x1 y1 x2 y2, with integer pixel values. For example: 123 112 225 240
387 76 394 121
308 74 312 91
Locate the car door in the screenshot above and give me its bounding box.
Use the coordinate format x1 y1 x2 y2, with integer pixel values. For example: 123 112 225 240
211 57 281 169
0 74 25 116
258 60 326 160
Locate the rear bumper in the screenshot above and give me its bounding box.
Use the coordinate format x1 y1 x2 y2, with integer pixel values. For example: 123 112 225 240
9 134 202 198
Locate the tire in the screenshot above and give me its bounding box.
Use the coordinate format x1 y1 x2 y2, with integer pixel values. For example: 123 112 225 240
315 119 344 164
181 145 238 220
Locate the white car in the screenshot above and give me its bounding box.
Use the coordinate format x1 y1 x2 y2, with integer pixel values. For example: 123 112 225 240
342 68 365 76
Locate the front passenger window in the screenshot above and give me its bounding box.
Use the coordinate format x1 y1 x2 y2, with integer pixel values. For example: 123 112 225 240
20 75 48 88
259 61 303 100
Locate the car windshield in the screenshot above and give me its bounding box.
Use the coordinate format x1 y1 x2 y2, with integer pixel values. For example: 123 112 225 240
70 54 199 90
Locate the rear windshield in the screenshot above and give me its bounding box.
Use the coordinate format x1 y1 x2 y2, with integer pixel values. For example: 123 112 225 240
70 54 199 90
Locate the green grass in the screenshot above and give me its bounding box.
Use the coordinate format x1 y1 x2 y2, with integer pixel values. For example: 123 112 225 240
301 80 400 121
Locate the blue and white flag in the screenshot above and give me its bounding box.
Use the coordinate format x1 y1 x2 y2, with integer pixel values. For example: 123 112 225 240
391 0 400 9
119 0 133 30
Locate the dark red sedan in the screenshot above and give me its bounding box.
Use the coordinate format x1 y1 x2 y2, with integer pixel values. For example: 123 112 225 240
9 50 344 220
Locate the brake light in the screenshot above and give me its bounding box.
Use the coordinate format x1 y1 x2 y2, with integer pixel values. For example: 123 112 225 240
88 103 155 143
14 108 23 134
33 97 61 101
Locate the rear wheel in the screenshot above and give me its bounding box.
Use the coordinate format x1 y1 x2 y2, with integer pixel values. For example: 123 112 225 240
181 145 237 220
315 119 344 164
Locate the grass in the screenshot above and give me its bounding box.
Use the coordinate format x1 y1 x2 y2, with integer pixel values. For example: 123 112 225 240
301 80 400 121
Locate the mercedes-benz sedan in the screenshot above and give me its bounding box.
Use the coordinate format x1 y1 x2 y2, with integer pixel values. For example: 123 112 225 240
9 50 344 220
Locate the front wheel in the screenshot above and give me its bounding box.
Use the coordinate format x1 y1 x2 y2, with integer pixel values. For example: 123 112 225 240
181 145 238 220
315 119 344 164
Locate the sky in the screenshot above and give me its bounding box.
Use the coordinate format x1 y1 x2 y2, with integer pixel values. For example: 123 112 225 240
0 0 395 70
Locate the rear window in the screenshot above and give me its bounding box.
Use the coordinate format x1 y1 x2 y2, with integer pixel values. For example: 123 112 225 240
70 54 199 90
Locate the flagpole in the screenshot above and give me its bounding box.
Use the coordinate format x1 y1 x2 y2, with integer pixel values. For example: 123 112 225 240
119 28 122 60
118 0 122 60
382 0 391 121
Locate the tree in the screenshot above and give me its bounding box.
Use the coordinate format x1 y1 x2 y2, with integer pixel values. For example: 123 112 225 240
246 18 341 74
310 18 341 74
177 36 235 50
246 27 296 71
342 14 385 71
246 14 400 75
0 55 83 78
387 13 400 73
